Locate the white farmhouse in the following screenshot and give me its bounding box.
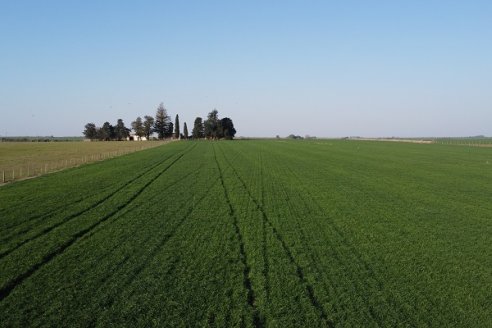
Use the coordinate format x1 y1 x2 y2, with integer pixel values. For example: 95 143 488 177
127 133 147 141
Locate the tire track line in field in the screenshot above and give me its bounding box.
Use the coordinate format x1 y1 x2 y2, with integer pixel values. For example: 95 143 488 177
98 163 211 290
0 144 197 259
282 162 422 326
258 151 271 304
217 144 334 328
262 153 350 323
282 185 382 325
260 159 361 323
0 147 173 235
0 146 193 302
92 161 219 320
278 188 351 321
2 199 80 232
265 153 389 325
61 159 208 320
242 145 388 324
213 145 264 328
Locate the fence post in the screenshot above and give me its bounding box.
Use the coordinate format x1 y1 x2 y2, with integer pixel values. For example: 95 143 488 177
13 168 15 180
2 170 4 183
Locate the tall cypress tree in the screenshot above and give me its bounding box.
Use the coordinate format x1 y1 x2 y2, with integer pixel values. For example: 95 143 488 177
183 122 189 139
174 114 180 139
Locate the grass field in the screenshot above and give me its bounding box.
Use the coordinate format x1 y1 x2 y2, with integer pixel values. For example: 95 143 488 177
0 141 168 183
0 140 490 327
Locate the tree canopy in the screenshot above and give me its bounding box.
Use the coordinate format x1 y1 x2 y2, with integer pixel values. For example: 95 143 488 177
219 117 237 140
174 115 180 139
203 110 236 140
204 109 220 139
114 119 130 141
183 122 189 139
192 117 204 139
83 123 97 140
83 105 236 141
143 116 154 140
154 103 171 140
131 117 145 139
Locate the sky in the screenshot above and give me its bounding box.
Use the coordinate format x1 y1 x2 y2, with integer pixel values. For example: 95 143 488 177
0 1 491 138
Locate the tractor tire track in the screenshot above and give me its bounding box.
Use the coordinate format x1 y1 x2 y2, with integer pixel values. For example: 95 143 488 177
57 158 208 315
262 163 371 324
233 145 403 325
0 144 197 260
93 162 219 317
280 181 383 325
282 161 424 327
213 144 264 328
0 146 176 235
217 144 334 328
258 151 271 304
252 148 388 325
0 146 193 302
0 150 184 252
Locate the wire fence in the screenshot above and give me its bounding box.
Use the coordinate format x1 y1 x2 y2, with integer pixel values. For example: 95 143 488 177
433 138 492 147
1 142 165 184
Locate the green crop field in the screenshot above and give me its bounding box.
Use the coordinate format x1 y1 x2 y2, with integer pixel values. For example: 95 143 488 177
0 140 490 327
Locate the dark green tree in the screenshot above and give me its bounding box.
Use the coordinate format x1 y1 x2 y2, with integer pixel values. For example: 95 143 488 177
99 122 113 141
115 119 130 141
219 117 236 140
143 115 154 140
131 117 145 140
174 114 180 139
154 103 170 139
166 122 174 138
83 123 97 140
183 122 189 139
192 117 204 139
204 109 219 139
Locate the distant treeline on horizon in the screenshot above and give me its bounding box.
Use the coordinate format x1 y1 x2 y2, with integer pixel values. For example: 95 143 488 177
83 103 236 141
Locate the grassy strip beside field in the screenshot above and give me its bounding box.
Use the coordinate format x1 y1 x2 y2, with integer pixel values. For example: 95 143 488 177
433 137 492 147
0 140 169 184
0 140 490 326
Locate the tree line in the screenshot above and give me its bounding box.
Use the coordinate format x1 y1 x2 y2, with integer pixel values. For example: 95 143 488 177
83 103 236 141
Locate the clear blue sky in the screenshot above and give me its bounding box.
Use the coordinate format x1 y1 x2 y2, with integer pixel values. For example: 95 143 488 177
1 1 491 137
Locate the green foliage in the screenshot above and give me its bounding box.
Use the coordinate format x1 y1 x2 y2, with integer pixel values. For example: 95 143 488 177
83 123 97 140
219 117 236 140
0 140 490 327
204 109 219 139
192 117 204 139
174 114 180 139
143 115 154 140
167 122 174 139
114 119 130 141
183 122 189 139
98 122 114 141
153 103 171 140
204 110 237 140
131 117 145 139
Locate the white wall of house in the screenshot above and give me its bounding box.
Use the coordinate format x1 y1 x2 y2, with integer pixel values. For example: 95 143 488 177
127 134 148 141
